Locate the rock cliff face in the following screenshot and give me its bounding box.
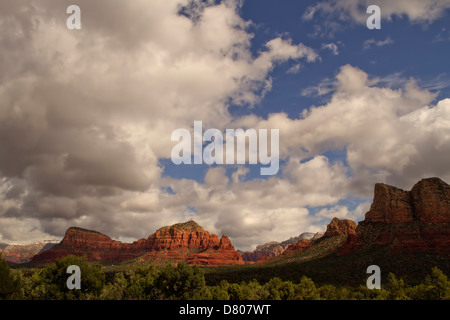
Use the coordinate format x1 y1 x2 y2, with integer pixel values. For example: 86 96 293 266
340 177 450 255
365 177 450 223
365 184 413 223
410 177 450 223
276 178 450 259
324 218 357 237
32 221 243 266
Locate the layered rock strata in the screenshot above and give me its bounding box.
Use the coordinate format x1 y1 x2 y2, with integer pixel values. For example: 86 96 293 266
32 221 243 266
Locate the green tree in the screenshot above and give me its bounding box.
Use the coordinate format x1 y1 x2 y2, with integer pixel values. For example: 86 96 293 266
100 272 128 300
263 277 295 300
293 276 319 300
209 285 230 300
352 284 386 300
317 284 338 300
123 265 159 299
421 267 450 300
227 281 261 300
0 255 23 300
154 263 209 300
386 272 409 300
26 255 105 300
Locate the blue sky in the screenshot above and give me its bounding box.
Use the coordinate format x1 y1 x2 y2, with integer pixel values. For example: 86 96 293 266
163 0 450 184
0 0 449 249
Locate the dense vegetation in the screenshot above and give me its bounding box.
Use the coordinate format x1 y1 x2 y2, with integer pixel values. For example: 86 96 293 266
1 255 449 300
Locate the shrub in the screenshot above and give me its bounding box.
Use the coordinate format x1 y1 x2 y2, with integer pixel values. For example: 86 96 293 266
0 255 23 300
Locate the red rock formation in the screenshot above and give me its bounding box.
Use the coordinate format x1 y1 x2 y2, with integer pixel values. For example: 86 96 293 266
281 240 312 257
240 244 284 262
32 221 243 266
365 177 450 224
240 233 323 262
324 218 357 237
365 183 413 223
32 228 141 264
340 177 450 255
411 177 450 223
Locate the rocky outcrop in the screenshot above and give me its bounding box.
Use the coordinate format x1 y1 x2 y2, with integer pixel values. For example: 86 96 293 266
324 218 357 237
240 242 285 262
340 177 450 255
281 240 313 257
365 177 450 223
239 232 323 262
365 184 414 223
410 177 450 223
32 221 243 266
277 178 450 259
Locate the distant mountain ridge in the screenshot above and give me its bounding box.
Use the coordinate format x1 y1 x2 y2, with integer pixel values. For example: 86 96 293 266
239 232 324 262
0 241 57 264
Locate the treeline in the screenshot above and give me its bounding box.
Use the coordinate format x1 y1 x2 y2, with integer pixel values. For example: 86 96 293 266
1 255 449 300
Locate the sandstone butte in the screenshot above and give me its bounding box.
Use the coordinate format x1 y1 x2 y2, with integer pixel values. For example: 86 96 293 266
32 221 243 266
275 177 450 258
339 177 450 256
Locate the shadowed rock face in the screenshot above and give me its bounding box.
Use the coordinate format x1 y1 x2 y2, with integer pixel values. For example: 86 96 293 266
32 221 243 266
410 177 450 223
276 178 450 259
340 177 450 256
365 184 413 223
365 177 450 223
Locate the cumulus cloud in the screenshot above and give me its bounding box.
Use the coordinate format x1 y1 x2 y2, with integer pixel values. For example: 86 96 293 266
0 0 322 248
157 156 346 250
236 65 450 196
316 202 371 222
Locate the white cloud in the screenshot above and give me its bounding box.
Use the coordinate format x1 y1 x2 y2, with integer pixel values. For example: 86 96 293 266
316 201 371 221
301 78 336 97
321 43 340 55
304 0 450 23
0 0 322 247
363 37 394 50
303 0 450 36
287 64 301 74
239 65 450 197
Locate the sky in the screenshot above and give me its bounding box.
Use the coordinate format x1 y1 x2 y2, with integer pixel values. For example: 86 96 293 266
0 0 449 251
